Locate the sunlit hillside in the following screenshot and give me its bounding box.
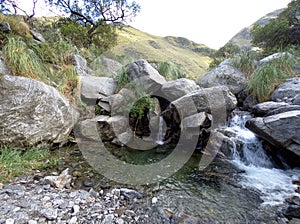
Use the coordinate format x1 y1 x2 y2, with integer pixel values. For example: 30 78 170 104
109 26 214 79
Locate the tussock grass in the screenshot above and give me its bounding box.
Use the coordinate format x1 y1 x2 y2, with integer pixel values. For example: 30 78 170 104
0 14 30 37
248 54 297 102
0 146 60 183
3 36 47 81
232 50 258 77
156 61 186 80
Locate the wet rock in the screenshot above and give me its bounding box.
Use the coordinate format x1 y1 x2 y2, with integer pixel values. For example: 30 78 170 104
246 110 300 167
284 205 300 219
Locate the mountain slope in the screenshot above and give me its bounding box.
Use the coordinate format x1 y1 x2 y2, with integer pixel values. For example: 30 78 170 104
227 9 284 49
109 26 214 79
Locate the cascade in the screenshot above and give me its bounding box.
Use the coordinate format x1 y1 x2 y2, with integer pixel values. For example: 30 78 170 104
226 111 299 205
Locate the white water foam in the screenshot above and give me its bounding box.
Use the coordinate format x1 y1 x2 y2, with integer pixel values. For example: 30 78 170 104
227 111 300 206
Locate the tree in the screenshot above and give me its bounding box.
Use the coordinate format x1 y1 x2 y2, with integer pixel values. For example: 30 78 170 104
251 0 300 55
46 0 140 47
0 0 39 19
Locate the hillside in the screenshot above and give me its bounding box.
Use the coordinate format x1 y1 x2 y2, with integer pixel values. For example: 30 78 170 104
227 9 284 49
109 26 214 79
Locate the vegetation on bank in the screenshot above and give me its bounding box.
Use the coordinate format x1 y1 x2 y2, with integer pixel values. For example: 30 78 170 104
209 0 300 102
0 146 60 183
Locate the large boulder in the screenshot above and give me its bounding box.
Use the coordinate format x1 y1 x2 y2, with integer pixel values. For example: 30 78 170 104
246 110 300 167
0 75 79 147
71 54 92 76
80 76 117 105
92 57 123 77
251 101 289 116
199 64 247 96
161 78 199 101
126 59 166 95
271 77 300 104
171 86 237 118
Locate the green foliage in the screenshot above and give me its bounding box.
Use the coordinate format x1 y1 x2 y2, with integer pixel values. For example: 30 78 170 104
0 14 31 38
130 94 154 119
56 18 117 51
156 61 186 80
115 65 130 89
248 54 297 102
0 146 60 183
209 43 240 68
251 0 300 55
232 50 259 77
3 36 47 81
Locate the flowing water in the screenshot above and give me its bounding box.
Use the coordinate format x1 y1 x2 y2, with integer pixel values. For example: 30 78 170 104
156 116 165 145
57 111 299 223
226 111 300 206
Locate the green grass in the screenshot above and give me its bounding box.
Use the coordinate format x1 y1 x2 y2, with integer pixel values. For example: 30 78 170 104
232 50 258 77
0 146 60 183
156 61 186 80
248 54 297 102
3 36 48 81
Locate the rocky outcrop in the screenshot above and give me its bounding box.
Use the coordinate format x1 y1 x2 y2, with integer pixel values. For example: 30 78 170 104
246 110 300 167
80 76 116 105
161 78 199 101
0 75 79 147
199 63 247 96
126 59 166 95
71 54 92 77
271 77 300 104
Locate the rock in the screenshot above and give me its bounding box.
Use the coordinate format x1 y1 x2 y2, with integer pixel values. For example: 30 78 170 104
0 57 11 75
93 57 123 77
284 205 300 219
43 168 72 189
171 86 237 118
259 52 293 65
0 22 11 33
69 216 78 224
5 218 14 224
30 30 46 42
161 78 199 101
80 76 117 105
251 101 289 116
246 110 300 167
271 78 300 104
151 197 158 204
40 208 58 220
28 220 37 224
199 64 247 95
119 188 142 200
126 59 166 95
72 205 80 215
0 75 79 147
266 105 300 116
71 54 92 76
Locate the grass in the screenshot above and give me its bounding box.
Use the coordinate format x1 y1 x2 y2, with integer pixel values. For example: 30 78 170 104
0 146 60 183
3 36 47 81
111 26 213 80
248 53 297 102
232 50 258 77
156 61 187 80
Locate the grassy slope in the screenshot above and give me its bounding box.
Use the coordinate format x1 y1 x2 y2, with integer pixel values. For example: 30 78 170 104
110 26 213 80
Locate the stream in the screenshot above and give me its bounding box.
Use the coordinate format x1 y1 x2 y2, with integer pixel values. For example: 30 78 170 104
55 111 300 223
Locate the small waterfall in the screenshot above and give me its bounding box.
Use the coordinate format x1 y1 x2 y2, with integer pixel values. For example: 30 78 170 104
227 112 274 168
226 111 299 205
156 116 164 145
